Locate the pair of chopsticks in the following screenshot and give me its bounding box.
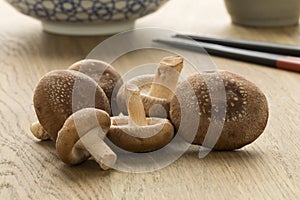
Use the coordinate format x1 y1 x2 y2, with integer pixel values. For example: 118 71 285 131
153 34 300 73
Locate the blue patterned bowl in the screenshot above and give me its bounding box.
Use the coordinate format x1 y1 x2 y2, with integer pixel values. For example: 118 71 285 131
6 0 168 35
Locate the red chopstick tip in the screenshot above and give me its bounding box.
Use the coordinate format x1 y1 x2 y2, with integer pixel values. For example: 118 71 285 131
276 56 300 73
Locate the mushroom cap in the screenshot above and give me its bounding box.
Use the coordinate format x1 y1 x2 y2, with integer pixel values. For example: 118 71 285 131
68 59 123 103
33 70 111 140
116 74 170 118
170 71 269 150
107 116 174 152
56 108 111 165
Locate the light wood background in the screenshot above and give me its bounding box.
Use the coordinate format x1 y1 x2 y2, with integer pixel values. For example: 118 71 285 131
0 0 300 199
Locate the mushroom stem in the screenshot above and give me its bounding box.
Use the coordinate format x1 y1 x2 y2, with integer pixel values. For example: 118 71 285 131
30 122 51 140
77 128 117 170
149 55 183 100
125 84 147 126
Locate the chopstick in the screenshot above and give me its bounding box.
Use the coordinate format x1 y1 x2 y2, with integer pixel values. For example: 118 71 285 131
174 34 300 57
153 39 300 73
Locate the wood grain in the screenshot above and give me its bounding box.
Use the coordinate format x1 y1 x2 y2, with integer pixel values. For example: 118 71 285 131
0 0 299 199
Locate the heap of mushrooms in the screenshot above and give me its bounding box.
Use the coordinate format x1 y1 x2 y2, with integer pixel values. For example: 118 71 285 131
117 55 183 118
29 56 270 171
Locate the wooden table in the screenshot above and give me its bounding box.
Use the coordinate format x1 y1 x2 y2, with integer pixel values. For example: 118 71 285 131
1 0 299 199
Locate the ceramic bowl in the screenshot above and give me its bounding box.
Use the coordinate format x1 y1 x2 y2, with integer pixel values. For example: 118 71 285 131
224 0 300 27
6 0 168 35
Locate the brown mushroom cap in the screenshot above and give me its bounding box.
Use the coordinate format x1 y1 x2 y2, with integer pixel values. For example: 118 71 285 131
107 116 174 153
170 71 269 150
68 59 123 103
56 108 115 167
116 75 170 118
33 70 111 140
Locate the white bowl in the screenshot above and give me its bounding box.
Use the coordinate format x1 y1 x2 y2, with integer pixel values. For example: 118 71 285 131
6 0 168 35
224 0 300 27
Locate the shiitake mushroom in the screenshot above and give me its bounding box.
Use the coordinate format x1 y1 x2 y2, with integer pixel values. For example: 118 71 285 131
33 70 111 140
68 59 123 103
170 71 269 150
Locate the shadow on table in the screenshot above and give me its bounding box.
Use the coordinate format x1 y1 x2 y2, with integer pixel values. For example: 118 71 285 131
183 144 264 163
35 138 264 179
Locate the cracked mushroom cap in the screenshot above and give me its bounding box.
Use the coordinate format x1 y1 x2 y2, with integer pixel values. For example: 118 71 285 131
68 59 123 103
116 75 170 118
107 116 174 153
33 70 111 140
170 71 269 150
56 108 113 165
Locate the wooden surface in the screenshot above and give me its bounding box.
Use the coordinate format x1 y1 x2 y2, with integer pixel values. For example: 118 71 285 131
1 0 300 199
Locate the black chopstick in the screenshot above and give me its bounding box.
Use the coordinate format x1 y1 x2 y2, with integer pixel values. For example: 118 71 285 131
153 39 300 73
174 34 300 57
